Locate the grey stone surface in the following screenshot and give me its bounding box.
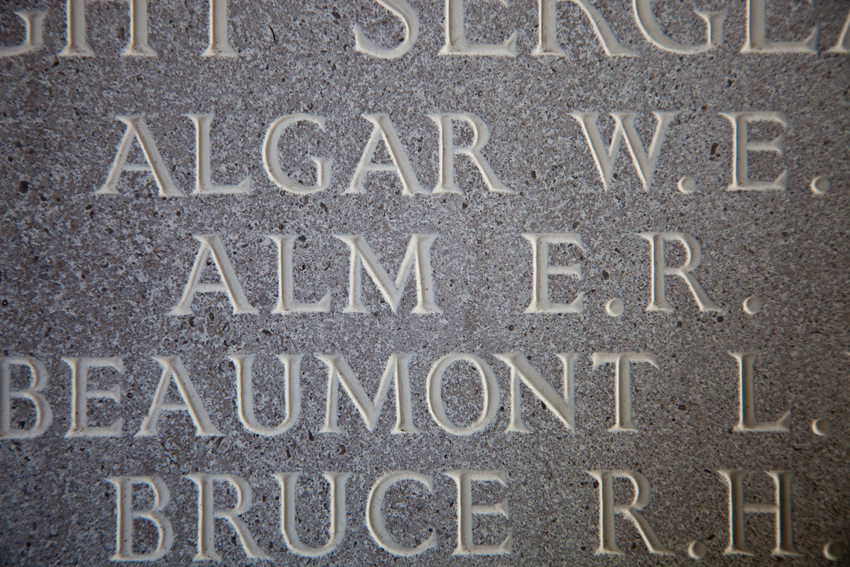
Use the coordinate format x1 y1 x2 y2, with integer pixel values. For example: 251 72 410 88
0 0 848 564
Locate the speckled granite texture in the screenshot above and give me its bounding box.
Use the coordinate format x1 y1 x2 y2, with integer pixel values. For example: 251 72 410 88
0 0 848 565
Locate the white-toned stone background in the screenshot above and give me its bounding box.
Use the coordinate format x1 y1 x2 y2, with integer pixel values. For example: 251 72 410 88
0 0 848 564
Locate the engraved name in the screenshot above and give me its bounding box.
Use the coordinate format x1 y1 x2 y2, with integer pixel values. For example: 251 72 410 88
93 109 806 199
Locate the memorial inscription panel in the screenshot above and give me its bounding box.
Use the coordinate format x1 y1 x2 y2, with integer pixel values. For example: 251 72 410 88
0 0 848 564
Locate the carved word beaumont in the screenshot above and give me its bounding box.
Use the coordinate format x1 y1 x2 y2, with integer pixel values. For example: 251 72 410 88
1 352 807 559
1 351 793 439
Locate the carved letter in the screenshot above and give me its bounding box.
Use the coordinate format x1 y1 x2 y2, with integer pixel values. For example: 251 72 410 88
440 0 517 56
170 234 258 316
0 10 46 57
588 470 672 554
107 476 173 561
63 357 124 438
354 0 419 59
273 472 350 557
203 0 237 57
62 0 233 57
633 0 725 54
729 352 791 432
533 0 638 57
640 232 723 312
60 0 94 56
62 0 156 56
336 234 441 314
0 357 52 439
97 115 183 197
348 114 427 196
445 470 511 555
123 0 155 56
230 354 302 436
268 235 330 313
720 112 787 191
263 114 333 194
523 233 586 313
496 352 577 432
186 474 270 561
743 0 817 54
592 352 658 432
827 10 850 53
427 353 499 435
571 111 676 191
429 113 513 194
318 353 418 434
136 356 222 436
366 471 437 556
717 469 801 556
187 113 250 194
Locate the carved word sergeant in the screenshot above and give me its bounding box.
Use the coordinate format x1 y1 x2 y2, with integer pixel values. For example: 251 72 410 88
2 0 848 59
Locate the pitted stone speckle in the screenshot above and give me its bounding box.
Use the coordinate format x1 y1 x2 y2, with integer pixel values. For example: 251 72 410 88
0 1 848 565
